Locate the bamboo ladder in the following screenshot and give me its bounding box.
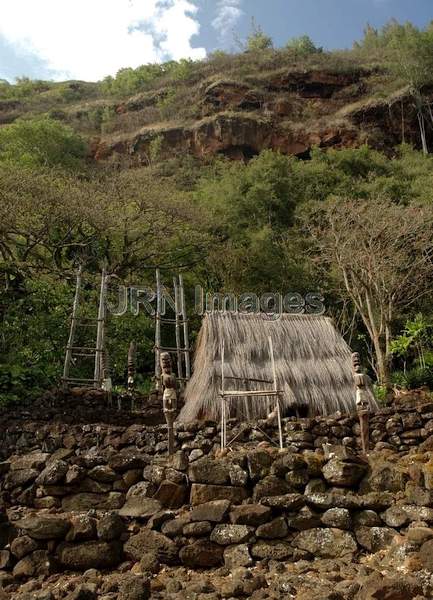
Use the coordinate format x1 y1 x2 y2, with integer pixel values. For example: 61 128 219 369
62 267 108 390
154 269 191 390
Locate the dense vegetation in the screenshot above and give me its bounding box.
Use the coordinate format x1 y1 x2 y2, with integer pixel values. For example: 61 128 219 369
1 20 433 403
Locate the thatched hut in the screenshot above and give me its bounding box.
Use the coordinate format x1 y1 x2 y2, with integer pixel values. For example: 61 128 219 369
179 312 377 422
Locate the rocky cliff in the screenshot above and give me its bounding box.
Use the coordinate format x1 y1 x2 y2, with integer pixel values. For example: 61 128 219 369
93 71 428 164
2 54 431 167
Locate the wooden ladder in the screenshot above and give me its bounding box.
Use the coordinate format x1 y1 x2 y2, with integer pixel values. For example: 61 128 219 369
154 269 191 391
62 267 108 389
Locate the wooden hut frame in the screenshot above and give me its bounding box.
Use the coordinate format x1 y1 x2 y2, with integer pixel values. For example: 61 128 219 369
219 336 284 450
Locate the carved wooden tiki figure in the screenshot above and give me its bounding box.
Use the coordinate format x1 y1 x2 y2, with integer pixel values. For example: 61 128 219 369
160 351 177 455
352 352 372 454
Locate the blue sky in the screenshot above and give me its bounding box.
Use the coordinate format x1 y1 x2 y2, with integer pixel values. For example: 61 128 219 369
1 0 432 83
196 0 433 53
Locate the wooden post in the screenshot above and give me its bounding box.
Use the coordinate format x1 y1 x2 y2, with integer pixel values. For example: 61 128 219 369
179 274 191 381
127 341 136 392
101 343 112 407
220 396 225 451
269 336 283 449
63 266 82 388
243 378 251 421
127 341 136 411
173 277 184 385
276 394 283 450
221 340 225 450
94 268 107 388
155 269 162 390
352 352 371 454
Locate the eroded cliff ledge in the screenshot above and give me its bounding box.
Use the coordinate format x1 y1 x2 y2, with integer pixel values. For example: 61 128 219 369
90 69 431 164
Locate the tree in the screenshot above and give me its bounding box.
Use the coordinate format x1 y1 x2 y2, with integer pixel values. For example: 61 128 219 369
194 151 312 293
93 166 210 277
0 164 103 283
390 26 433 154
286 35 322 54
0 117 87 168
306 197 433 385
355 20 433 154
246 22 273 52
0 163 210 283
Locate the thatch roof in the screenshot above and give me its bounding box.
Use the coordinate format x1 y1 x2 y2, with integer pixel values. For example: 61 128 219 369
179 312 377 422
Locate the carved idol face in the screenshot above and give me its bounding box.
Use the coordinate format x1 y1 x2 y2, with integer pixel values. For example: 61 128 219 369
160 352 172 372
352 352 362 373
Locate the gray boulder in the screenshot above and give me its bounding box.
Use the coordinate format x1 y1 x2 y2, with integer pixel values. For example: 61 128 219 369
191 499 231 523
293 528 357 558
124 529 178 565
210 524 254 546
16 515 70 540
230 503 271 526
322 458 367 487
355 526 397 552
256 517 288 539
118 497 162 518
57 540 122 570
179 541 223 568
36 460 68 485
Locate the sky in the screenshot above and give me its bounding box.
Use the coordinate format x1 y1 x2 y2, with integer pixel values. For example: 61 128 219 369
0 0 432 83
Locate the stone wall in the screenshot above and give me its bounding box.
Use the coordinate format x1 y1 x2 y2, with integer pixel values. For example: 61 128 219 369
0 396 433 597
3 402 433 586
3 400 433 462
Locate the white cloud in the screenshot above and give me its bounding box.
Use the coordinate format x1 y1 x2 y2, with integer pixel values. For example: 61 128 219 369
0 0 206 81
212 0 244 40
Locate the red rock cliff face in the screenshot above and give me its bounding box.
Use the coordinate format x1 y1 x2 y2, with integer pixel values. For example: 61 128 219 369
92 69 430 164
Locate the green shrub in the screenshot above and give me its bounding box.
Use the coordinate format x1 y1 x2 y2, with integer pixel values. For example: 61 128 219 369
0 279 72 405
148 134 164 164
101 59 198 97
286 35 322 55
0 364 54 406
156 89 178 119
392 367 433 389
0 117 87 168
165 59 197 81
374 384 388 403
101 65 161 96
246 23 273 52
0 77 52 100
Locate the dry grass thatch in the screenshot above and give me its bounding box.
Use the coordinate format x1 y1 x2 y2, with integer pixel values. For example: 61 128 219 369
179 312 377 422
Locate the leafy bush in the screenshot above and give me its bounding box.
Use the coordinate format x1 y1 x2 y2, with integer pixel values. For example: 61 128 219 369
0 279 72 404
164 59 196 81
156 89 178 119
286 35 322 55
246 24 273 52
148 135 164 164
0 117 87 168
0 77 52 100
101 65 161 96
374 384 388 404
392 367 433 390
0 364 54 406
101 59 199 97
